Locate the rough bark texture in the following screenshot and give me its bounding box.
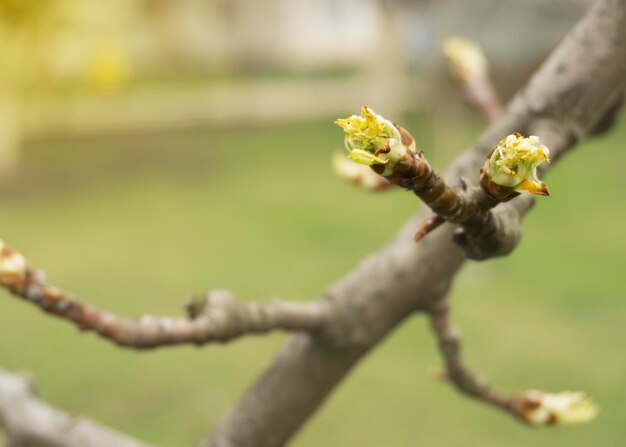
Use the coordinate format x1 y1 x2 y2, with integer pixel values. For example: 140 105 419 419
0 370 153 447
205 1 626 446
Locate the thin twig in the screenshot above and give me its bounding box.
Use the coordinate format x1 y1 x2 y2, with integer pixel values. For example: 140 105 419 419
428 299 599 426
0 244 330 349
443 36 503 123
428 300 516 415
413 213 445 242
428 302 544 425
462 73 503 123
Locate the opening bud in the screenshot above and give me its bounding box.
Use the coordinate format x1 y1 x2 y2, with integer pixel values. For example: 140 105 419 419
335 106 415 176
483 133 550 196
519 390 599 426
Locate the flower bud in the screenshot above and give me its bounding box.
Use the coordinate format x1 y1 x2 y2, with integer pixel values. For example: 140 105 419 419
335 106 416 176
519 390 599 426
442 36 488 82
0 239 27 286
331 153 391 191
482 133 550 196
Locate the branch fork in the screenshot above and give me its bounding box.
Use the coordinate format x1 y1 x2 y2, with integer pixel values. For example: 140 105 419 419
335 110 550 259
386 133 548 260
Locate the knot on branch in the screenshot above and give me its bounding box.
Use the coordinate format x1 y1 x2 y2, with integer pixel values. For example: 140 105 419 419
186 290 238 319
452 202 523 260
410 179 525 260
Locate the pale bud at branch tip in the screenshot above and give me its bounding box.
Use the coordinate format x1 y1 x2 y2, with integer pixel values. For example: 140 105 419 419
332 153 390 191
0 239 28 281
442 36 489 82
520 390 599 426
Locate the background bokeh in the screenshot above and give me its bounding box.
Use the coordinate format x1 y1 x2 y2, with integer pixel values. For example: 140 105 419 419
1 1 624 446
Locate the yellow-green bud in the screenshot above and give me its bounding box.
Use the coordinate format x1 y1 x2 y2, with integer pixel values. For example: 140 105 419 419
521 390 599 426
0 239 27 282
483 133 550 196
335 106 416 176
442 36 488 82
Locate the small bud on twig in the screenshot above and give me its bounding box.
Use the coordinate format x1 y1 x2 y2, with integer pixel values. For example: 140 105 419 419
331 153 392 191
443 36 489 83
335 106 416 176
481 133 550 200
517 390 599 426
0 239 27 289
443 36 503 123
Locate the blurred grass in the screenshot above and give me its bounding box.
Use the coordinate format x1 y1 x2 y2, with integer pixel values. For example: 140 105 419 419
0 114 624 446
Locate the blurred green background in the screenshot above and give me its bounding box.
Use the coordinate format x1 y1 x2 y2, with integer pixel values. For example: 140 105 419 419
0 113 624 446
1 0 625 446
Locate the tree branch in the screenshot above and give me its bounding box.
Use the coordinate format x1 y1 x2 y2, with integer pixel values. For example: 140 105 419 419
428 298 600 426
0 369 153 447
427 300 517 417
452 119 575 259
443 36 503 122
464 73 503 123
206 1 626 445
380 139 539 259
0 248 329 349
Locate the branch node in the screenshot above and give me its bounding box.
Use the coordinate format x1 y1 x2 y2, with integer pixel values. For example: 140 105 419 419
413 213 446 242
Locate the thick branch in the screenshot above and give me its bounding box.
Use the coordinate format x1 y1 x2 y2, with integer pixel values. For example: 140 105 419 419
0 369 152 447
0 252 329 349
206 1 626 445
